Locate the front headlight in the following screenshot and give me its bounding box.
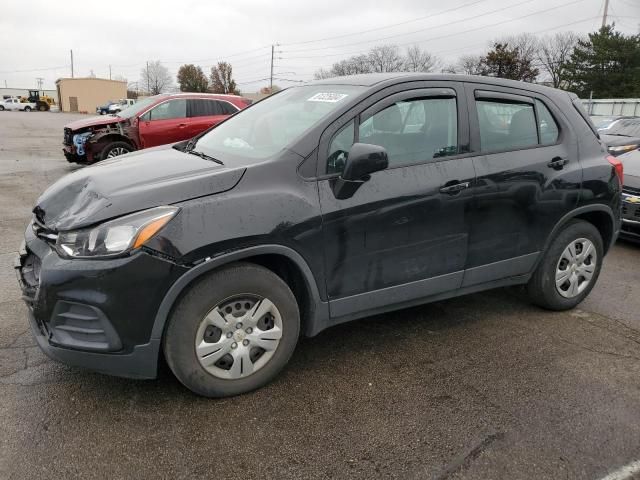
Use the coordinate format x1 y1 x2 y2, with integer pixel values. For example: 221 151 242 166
55 206 179 258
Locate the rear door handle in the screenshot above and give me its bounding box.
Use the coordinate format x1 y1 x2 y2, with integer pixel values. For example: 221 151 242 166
547 157 568 170
439 181 470 194
178 123 187 128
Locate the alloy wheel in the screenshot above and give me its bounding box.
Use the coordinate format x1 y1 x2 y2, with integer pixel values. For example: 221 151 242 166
555 237 597 298
195 295 283 379
106 147 129 158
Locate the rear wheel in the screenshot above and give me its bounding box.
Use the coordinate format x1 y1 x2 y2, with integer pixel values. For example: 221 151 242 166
100 141 133 160
0 105 4 111
527 220 603 310
23 106 31 112
163 263 300 397
38 104 47 111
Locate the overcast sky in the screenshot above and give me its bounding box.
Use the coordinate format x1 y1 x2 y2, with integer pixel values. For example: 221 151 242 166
1 0 638 92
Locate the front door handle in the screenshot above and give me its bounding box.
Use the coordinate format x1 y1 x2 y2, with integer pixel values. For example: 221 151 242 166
547 157 568 170
178 123 187 128
439 181 470 194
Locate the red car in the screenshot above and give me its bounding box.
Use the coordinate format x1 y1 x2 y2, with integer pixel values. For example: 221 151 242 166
62 93 251 164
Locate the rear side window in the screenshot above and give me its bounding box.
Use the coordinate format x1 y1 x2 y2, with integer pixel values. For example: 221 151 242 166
189 99 221 117
476 100 538 151
535 99 559 144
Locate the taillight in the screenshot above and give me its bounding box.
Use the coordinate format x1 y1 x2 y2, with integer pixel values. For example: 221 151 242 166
607 155 623 186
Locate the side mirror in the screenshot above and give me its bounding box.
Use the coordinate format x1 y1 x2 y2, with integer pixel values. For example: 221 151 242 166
332 143 388 200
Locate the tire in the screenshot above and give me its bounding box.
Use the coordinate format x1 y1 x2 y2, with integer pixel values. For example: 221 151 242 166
527 220 603 311
99 141 133 161
163 262 300 397
0 106 4 111
23 106 31 112
38 104 46 111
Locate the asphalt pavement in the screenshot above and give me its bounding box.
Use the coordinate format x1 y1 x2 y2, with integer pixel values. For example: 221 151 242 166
1 111 639 480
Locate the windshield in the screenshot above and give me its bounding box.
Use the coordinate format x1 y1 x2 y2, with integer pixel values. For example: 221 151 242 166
194 85 365 160
117 95 163 119
590 116 619 129
603 118 640 137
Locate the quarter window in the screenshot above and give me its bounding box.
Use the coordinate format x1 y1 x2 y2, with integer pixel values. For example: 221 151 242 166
535 99 559 144
476 100 538 151
189 99 220 117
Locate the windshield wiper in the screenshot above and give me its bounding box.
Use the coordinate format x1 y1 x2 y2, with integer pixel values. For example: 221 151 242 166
186 149 224 165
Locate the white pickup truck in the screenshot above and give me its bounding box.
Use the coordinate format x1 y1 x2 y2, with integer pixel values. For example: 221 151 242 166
0 97 36 112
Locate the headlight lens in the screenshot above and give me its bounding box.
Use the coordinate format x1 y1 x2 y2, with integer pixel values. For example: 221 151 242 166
55 206 179 258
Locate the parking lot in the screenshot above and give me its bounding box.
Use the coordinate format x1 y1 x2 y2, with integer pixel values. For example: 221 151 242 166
1 111 639 479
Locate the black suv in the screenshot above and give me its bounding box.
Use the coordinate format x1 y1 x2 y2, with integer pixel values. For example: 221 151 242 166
16 74 622 397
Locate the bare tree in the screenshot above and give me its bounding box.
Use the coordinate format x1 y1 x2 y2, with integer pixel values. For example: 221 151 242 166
368 45 404 73
404 45 440 72
456 54 484 75
313 68 333 80
209 62 239 95
140 61 173 95
537 32 580 88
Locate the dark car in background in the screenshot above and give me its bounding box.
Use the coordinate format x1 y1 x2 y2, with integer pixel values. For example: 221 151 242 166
64 93 251 164
620 149 640 241
597 116 640 156
17 73 622 397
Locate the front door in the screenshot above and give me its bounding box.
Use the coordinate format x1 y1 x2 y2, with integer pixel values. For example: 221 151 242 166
318 84 475 319
462 84 581 287
138 98 188 148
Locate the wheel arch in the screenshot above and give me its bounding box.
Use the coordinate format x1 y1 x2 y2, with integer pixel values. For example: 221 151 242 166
150 245 329 343
540 205 617 265
91 133 135 152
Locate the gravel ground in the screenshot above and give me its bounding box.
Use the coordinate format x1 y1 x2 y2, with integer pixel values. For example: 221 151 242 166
1 111 639 480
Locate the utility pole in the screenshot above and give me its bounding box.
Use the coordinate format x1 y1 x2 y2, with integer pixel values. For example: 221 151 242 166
602 0 610 27
109 65 112 80
146 61 150 94
36 77 44 90
70 49 74 78
270 45 274 93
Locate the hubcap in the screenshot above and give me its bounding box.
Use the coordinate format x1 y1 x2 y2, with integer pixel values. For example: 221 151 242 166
106 147 129 158
195 295 283 379
555 238 597 298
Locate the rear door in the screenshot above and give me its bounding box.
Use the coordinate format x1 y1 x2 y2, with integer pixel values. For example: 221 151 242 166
138 98 188 147
186 99 232 138
462 83 581 287
318 82 476 318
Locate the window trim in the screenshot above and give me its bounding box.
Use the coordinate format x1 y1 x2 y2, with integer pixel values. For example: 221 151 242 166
318 86 466 178
466 84 566 156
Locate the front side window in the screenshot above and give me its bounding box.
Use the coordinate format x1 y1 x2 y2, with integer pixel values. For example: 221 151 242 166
147 99 187 121
327 120 355 174
359 97 458 168
476 100 538 151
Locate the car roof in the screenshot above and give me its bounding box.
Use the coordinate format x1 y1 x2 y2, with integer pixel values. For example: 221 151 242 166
159 92 247 100
310 72 565 97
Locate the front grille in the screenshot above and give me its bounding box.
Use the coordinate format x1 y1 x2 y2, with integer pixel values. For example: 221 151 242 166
622 203 640 219
32 215 58 244
63 127 73 146
623 185 640 196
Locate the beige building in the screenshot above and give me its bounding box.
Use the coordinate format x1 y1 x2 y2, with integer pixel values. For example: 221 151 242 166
55 78 127 113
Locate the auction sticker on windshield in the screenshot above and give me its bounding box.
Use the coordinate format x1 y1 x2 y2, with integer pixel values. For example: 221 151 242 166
307 92 348 103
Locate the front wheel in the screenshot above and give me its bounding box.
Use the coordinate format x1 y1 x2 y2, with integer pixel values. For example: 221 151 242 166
527 220 603 310
99 141 133 161
163 263 300 397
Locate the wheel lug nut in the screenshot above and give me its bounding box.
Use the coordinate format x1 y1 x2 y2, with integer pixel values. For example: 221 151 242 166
231 342 237 349
236 322 243 329
246 327 253 334
226 332 233 338
243 339 249 346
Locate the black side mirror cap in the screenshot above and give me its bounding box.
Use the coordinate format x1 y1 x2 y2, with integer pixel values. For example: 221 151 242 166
332 143 389 200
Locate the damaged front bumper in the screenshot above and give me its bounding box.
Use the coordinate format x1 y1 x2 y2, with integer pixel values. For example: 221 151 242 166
15 222 187 379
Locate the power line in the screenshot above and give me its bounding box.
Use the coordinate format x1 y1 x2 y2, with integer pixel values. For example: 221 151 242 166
280 0 587 60
280 0 492 47
0 65 68 74
282 0 536 54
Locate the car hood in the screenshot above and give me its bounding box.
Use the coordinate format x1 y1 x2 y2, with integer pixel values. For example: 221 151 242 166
600 134 640 147
621 150 640 189
34 145 246 231
64 115 124 131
